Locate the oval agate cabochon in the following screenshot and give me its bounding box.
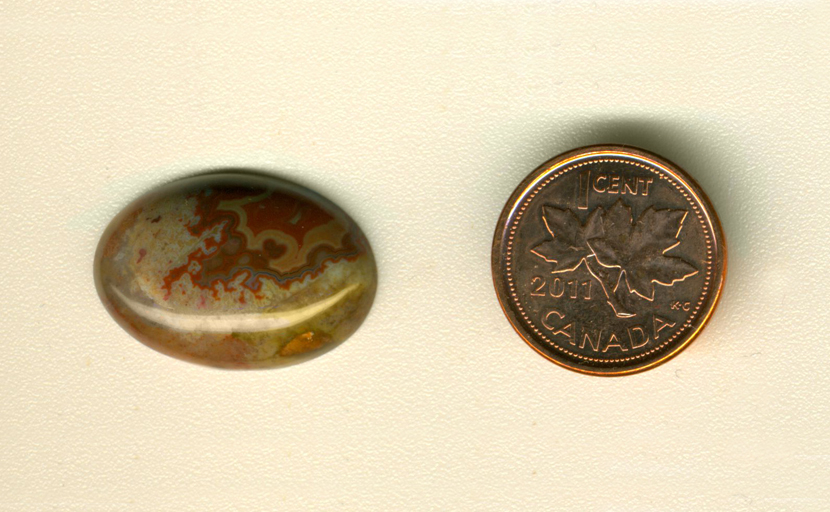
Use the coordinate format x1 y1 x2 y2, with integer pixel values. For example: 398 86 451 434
95 173 377 369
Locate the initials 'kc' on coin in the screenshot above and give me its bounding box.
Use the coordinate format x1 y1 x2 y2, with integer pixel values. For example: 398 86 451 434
492 145 726 376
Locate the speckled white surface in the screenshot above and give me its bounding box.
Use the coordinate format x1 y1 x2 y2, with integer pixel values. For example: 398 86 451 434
1 2 829 510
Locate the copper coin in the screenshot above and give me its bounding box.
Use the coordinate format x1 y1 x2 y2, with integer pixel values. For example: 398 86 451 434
492 145 726 375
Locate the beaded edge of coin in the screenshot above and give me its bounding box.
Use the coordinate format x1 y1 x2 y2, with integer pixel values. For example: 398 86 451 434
492 145 727 376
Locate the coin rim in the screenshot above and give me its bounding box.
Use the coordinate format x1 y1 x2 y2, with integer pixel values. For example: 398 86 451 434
491 144 727 376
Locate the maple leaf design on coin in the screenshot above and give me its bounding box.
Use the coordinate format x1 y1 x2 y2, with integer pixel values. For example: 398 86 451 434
530 206 603 271
531 199 698 318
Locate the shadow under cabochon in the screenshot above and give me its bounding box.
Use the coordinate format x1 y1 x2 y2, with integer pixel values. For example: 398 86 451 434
95 173 377 368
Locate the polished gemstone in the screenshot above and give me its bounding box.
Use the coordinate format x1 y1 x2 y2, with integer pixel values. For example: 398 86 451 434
95 172 377 368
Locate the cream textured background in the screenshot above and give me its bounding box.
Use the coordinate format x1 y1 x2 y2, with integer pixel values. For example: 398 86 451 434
1 1 829 510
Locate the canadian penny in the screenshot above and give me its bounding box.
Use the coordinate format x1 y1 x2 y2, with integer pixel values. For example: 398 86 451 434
492 145 726 375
